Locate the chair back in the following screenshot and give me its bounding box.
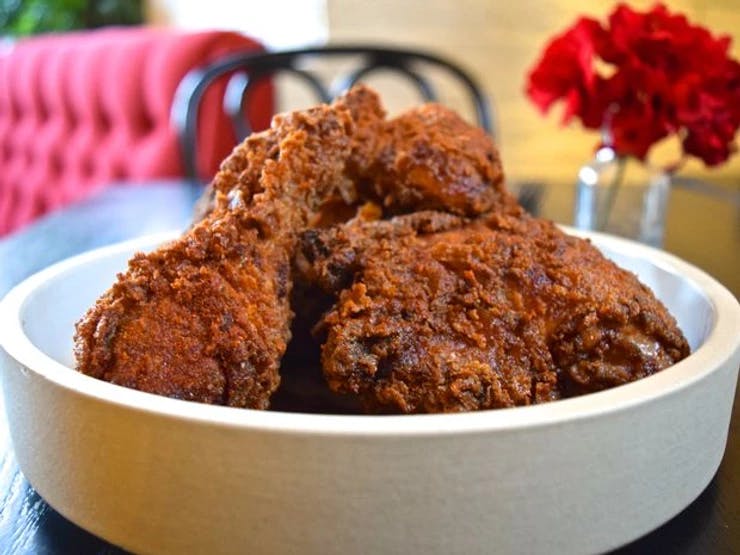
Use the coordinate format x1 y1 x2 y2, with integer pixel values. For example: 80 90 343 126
172 45 495 183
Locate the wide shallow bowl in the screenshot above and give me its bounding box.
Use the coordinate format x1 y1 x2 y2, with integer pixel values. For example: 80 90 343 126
0 230 738 555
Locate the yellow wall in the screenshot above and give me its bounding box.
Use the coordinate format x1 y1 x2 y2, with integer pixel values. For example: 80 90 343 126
327 0 740 187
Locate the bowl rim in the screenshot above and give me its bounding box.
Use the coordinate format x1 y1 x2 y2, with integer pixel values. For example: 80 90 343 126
1 229 738 437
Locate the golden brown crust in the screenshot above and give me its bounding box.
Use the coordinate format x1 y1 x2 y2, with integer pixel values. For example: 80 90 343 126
75 94 358 408
76 85 689 413
298 213 690 413
360 104 518 217
75 217 290 407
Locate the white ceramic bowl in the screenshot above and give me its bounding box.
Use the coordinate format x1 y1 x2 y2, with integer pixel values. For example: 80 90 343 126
0 230 738 555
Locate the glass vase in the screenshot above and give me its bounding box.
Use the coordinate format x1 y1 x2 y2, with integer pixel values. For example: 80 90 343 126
573 147 670 247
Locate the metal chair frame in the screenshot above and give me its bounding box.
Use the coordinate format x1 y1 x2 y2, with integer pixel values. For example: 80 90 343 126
171 45 495 182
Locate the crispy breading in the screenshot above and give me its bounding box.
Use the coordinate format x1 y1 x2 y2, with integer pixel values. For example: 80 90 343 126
75 95 358 408
359 103 518 217
76 85 689 413
297 212 690 413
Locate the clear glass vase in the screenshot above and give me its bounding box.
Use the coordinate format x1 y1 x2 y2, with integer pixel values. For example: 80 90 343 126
573 147 670 247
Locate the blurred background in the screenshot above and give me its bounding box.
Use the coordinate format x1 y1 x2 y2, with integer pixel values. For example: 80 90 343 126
145 0 740 182
1 0 738 293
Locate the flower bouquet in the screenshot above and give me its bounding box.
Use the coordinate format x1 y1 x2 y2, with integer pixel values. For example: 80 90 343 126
525 3 740 245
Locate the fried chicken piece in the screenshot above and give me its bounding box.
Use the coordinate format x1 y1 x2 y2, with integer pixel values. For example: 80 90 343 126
357 103 519 217
297 212 690 413
193 84 387 225
75 94 359 408
195 89 516 224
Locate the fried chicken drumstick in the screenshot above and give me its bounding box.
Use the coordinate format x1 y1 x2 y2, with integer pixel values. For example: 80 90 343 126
74 91 367 408
297 211 690 413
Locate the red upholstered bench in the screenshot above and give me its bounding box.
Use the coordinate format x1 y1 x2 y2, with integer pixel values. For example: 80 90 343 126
0 28 273 237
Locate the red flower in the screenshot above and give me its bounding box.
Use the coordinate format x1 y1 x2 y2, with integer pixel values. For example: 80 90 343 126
525 3 740 167
526 17 605 124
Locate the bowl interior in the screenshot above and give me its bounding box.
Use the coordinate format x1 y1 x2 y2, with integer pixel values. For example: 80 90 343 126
22 243 141 367
19 231 713 376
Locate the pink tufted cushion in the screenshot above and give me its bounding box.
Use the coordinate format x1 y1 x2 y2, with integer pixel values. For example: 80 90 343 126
0 28 273 236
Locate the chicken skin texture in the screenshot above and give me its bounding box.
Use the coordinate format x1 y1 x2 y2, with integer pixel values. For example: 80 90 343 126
75 94 359 408
297 211 690 414
195 88 514 223
75 85 690 413
359 103 518 217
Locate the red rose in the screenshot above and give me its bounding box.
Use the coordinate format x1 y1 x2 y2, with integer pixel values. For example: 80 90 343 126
526 3 740 167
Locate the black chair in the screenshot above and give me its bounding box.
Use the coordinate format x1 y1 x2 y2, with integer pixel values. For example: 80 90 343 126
170 45 497 184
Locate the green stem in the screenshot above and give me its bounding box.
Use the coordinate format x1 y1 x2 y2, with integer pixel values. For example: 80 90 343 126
598 156 627 230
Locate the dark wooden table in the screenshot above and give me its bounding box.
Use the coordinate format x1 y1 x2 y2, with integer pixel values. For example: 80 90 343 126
0 181 737 554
